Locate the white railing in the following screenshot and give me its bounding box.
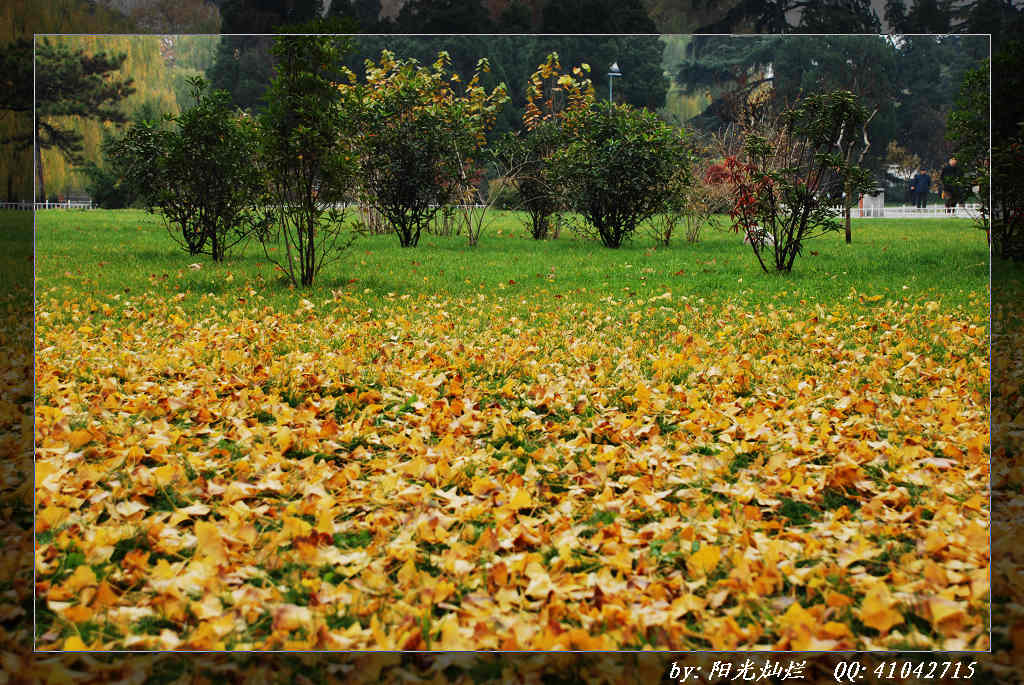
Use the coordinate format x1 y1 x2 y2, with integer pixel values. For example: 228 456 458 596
827 203 982 219
0 201 94 210
0 201 979 217
319 202 489 211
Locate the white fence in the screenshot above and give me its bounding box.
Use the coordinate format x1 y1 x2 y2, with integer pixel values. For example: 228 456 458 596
0 200 980 218
0 200 94 210
827 203 982 219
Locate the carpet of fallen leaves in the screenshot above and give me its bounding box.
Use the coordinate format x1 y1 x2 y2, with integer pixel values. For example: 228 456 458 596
991 272 1024 679
29 282 992 654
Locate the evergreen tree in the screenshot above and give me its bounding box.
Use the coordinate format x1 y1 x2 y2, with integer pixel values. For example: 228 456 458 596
207 0 325 111
540 0 656 33
675 33 987 176
32 38 135 201
0 39 32 116
889 35 958 168
676 36 779 129
993 38 1024 142
393 0 495 32
947 60 989 185
689 0 802 33
771 36 898 171
217 0 324 32
691 0 882 33
495 0 533 32
953 0 1022 40
796 0 881 31
885 0 956 33
126 0 222 33
327 0 385 30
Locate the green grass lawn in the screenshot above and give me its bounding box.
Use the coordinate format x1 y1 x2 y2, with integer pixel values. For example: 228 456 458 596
33 208 987 315
0 210 33 294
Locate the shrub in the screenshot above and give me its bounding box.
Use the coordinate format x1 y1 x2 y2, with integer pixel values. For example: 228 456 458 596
551 101 692 248
685 170 733 243
647 150 730 247
346 51 508 248
453 166 496 247
353 205 388 235
428 205 460 237
105 77 265 261
645 169 688 248
80 153 133 209
101 119 170 213
256 35 359 286
719 90 876 273
487 177 521 210
494 122 565 239
494 54 593 241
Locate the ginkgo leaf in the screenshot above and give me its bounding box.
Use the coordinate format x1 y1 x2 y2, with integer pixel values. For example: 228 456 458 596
778 601 815 629
687 545 721 578
63 635 90 651
194 520 227 565
508 488 532 510
857 583 904 634
62 565 98 594
85 581 117 613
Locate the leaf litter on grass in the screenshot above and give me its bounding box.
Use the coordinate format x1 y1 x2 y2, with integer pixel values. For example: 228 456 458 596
33 285 989 650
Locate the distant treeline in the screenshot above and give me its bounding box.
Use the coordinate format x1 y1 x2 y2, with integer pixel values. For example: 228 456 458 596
3 0 1021 200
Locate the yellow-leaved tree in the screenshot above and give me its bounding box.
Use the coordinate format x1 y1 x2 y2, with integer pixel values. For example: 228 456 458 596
342 50 508 248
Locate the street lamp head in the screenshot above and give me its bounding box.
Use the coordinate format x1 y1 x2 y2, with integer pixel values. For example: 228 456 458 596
608 61 622 105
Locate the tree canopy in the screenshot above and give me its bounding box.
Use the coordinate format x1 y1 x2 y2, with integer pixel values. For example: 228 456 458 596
675 34 988 172
32 38 136 200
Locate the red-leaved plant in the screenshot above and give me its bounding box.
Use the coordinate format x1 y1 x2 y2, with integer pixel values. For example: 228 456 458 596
707 90 876 273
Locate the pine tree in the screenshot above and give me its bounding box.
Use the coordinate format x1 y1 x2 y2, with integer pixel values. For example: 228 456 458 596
393 0 495 32
540 0 655 33
885 0 956 33
33 38 135 201
797 0 881 31
690 0 880 33
207 0 326 111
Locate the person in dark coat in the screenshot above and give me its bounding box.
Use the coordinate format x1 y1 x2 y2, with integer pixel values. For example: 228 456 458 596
940 157 963 214
911 169 931 208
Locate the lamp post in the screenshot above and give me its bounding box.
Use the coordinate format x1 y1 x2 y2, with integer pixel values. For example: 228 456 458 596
608 61 621 104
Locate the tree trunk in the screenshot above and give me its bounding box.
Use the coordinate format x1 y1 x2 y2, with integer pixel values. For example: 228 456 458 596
35 142 46 203
396 221 412 247
843 188 852 244
306 217 316 285
397 223 420 247
531 214 548 240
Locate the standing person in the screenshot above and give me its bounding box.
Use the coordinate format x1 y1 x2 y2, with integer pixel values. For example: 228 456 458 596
907 170 917 206
940 157 962 214
913 168 931 209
